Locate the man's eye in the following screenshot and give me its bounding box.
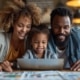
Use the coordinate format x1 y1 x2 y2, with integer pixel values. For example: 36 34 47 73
64 26 69 29
53 25 60 29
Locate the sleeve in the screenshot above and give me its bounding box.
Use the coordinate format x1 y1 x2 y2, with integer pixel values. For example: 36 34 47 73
0 32 7 62
47 50 58 59
72 27 80 40
50 53 58 59
23 50 33 59
23 51 30 59
48 50 58 59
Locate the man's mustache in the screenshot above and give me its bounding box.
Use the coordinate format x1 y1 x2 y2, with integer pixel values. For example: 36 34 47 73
56 34 66 37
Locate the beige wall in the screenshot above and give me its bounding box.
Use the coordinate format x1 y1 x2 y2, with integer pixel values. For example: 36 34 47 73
0 0 67 9
0 0 9 9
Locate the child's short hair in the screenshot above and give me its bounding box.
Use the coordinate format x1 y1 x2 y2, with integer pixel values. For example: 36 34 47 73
26 23 49 49
30 23 49 37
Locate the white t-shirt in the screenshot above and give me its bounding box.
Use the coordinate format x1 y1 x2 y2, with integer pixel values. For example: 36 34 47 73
56 47 66 58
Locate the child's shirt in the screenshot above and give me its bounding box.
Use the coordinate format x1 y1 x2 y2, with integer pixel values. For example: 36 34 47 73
23 49 57 59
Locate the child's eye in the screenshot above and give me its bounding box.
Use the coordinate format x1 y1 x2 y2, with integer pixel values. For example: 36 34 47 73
42 42 47 44
34 42 38 43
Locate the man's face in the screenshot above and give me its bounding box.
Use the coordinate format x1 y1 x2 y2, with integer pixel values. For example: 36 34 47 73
51 15 71 47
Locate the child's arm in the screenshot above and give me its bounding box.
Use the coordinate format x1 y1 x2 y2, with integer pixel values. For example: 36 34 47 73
23 53 29 59
23 50 33 59
49 52 58 59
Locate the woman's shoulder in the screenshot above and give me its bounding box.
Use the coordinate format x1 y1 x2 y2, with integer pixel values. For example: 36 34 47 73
0 32 10 42
0 32 6 39
0 32 6 37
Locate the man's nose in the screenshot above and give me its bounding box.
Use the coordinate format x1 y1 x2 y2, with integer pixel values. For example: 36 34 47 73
60 28 64 34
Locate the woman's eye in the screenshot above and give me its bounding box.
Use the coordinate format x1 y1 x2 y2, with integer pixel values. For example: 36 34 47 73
26 25 31 29
17 24 23 28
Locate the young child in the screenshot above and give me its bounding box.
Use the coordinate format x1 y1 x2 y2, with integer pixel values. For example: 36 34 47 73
23 24 57 59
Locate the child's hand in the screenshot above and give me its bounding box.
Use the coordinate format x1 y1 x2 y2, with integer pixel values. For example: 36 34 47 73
1 60 13 72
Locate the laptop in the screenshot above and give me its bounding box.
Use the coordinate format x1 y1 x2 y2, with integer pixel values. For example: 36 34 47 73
17 59 64 70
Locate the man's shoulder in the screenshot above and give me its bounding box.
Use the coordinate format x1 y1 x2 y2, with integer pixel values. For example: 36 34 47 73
71 27 80 39
71 27 80 32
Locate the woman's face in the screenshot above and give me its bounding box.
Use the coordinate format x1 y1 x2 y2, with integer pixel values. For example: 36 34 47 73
13 15 32 40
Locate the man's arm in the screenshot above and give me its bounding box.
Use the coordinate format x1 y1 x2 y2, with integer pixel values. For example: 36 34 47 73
71 60 80 71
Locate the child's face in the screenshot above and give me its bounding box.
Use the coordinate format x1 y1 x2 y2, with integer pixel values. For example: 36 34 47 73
31 33 48 54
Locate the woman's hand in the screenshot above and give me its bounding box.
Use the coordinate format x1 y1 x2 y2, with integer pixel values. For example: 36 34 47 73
0 65 2 71
1 60 13 72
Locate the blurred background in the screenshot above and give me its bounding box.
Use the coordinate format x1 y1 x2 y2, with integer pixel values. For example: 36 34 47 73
0 0 80 27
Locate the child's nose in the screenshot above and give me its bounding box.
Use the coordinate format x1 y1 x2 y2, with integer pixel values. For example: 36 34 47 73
38 43 42 47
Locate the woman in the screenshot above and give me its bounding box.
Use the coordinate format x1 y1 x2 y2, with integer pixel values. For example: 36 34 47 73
0 1 41 71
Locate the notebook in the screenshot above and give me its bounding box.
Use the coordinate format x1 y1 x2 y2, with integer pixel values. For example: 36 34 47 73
17 59 64 70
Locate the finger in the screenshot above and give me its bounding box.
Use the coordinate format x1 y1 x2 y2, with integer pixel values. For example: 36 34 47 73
4 61 10 65
1 61 13 72
73 64 80 71
3 61 13 68
1 63 6 68
0 65 2 71
2 62 9 68
77 68 80 71
5 61 13 66
4 61 13 72
71 60 80 70
10 63 13 66
1 63 13 72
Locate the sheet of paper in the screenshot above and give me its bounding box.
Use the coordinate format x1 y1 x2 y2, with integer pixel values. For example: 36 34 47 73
58 71 80 80
20 71 62 80
0 71 80 80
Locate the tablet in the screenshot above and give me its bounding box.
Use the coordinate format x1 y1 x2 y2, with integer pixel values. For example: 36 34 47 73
17 59 64 70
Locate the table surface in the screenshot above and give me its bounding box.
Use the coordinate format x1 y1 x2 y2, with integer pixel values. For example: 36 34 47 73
0 70 80 80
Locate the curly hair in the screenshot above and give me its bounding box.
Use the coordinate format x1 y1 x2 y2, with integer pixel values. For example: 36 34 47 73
0 1 41 32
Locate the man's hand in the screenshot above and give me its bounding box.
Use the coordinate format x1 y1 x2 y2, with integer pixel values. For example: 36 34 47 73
1 61 13 72
71 60 80 71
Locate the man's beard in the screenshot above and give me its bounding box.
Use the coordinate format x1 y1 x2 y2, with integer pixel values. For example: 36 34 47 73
53 33 70 48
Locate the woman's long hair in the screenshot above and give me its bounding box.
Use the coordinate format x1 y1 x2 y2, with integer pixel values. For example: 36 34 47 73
0 1 41 32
